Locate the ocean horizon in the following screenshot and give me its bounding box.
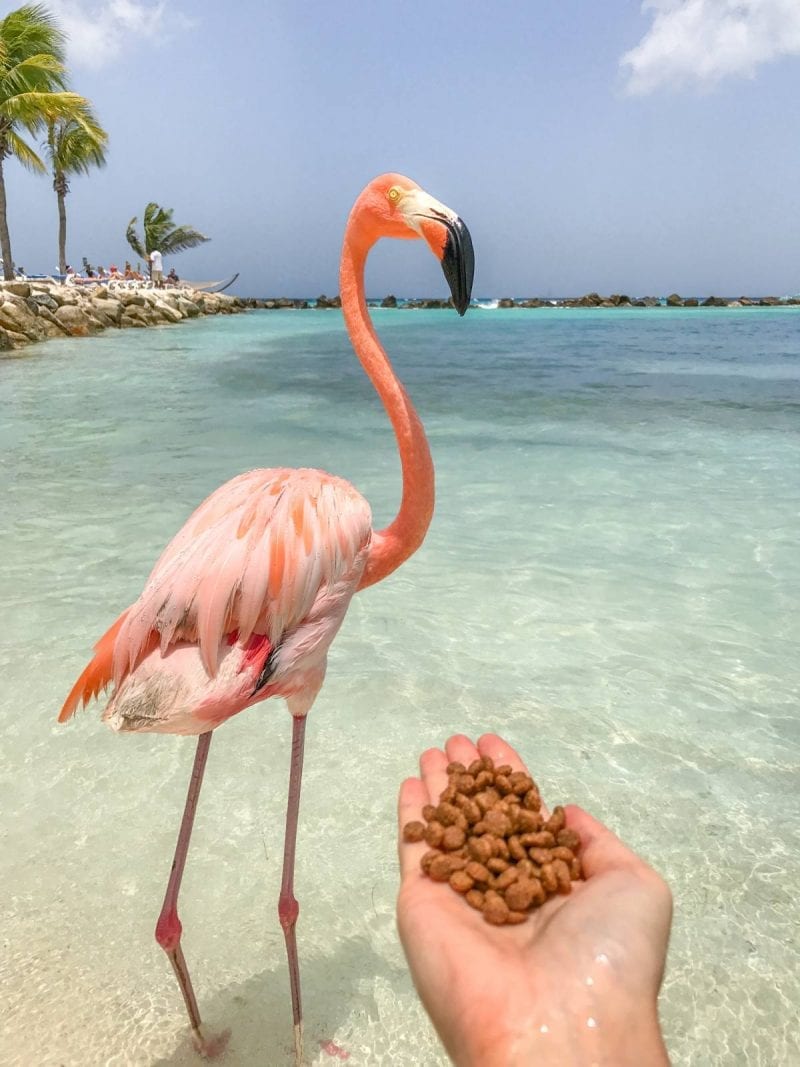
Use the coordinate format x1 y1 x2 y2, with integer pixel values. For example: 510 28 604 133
2 306 798 1065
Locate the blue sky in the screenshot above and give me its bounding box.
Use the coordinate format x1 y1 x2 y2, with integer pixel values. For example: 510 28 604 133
6 0 800 297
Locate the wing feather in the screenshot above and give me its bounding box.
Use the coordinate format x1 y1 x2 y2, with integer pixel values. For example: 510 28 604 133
112 468 372 682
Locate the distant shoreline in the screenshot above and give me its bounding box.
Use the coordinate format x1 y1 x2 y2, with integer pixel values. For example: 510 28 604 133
5 281 799 355
247 292 800 310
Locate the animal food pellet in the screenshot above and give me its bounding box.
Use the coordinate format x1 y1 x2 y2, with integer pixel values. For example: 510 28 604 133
405 757 584 924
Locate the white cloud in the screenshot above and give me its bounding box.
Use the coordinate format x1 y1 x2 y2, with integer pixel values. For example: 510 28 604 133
620 0 800 95
47 1 192 69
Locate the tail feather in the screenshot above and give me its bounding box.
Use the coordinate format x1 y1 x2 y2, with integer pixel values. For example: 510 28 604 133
58 612 129 723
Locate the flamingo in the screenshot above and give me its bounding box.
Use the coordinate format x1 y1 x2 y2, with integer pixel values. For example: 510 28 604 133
58 173 474 1064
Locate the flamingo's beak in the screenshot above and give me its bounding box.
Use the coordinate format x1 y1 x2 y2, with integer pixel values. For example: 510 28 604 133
439 215 474 316
403 189 475 315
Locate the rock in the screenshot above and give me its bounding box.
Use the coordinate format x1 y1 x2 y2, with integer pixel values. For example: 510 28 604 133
641 296 660 307
498 298 516 308
119 292 146 307
701 296 727 307
666 293 682 307
609 294 632 306
54 304 94 335
683 298 699 307
24 297 40 316
0 326 14 350
36 306 71 334
120 307 149 327
3 281 31 298
759 296 780 306
0 299 45 340
176 297 200 317
381 294 398 308
30 292 58 311
153 301 184 323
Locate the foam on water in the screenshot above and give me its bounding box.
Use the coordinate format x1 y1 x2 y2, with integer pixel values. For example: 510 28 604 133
1 308 799 1065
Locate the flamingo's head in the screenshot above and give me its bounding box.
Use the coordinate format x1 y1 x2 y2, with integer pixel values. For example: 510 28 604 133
352 173 474 315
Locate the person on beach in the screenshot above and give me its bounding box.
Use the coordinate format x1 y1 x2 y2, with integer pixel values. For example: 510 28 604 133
150 248 164 287
397 733 672 1066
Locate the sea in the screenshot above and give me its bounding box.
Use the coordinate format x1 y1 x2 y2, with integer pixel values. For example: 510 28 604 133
1 306 798 1066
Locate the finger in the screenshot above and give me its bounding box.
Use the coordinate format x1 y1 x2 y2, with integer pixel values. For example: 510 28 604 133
564 805 643 878
419 746 450 807
444 734 481 770
398 776 429 880
476 733 527 774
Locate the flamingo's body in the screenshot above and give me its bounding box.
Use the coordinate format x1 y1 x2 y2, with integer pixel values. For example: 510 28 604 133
59 174 473 1063
61 468 373 733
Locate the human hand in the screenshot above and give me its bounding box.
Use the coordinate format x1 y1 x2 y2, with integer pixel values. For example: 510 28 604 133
397 734 672 1066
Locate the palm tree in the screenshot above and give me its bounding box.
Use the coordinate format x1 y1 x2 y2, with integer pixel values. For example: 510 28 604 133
0 4 97 279
45 111 108 275
126 203 210 266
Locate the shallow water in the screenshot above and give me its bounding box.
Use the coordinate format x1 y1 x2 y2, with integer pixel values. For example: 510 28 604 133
1 308 799 1066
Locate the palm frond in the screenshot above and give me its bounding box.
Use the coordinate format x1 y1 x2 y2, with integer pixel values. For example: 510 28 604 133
159 225 211 255
126 217 146 259
0 5 67 66
6 126 44 172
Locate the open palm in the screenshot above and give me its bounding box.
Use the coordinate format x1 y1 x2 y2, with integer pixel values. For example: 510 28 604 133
397 734 672 1066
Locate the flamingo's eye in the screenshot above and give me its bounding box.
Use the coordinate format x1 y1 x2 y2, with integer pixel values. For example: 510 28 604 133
387 187 402 204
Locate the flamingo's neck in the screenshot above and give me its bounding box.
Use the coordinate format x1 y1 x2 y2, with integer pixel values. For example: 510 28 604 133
340 231 434 590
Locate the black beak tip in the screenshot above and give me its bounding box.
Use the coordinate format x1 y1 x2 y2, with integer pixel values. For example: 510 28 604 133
441 216 474 318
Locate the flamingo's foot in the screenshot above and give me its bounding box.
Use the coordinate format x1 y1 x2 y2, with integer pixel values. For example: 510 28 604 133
319 1037 350 1060
191 1024 231 1059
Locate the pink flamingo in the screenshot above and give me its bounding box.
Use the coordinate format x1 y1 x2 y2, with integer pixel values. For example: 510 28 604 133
59 173 474 1064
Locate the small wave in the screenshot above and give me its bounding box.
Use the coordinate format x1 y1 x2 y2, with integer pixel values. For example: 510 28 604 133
474 299 499 310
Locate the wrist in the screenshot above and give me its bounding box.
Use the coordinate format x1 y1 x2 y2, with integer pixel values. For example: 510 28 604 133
454 995 668 1067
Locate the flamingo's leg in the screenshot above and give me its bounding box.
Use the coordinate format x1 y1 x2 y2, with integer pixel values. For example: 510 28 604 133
279 713 307 1067
155 731 229 1058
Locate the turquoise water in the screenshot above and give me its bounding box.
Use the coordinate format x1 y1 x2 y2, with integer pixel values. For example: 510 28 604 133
1 308 798 1066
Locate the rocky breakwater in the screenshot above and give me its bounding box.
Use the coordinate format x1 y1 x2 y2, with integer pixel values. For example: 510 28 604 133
0 280 247 352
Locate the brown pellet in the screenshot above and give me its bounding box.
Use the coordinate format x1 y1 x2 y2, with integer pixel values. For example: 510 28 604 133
442 825 467 851
429 854 456 882
446 761 466 775
505 879 536 911
557 828 581 850
403 821 426 843
437 802 461 827
494 867 519 891
422 804 437 822
483 896 510 925
552 858 572 894
449 870 474 894
508 835 526 861
487 857 509 874
552 846 576 863
495 764 513 776
468 759 484 776
468 835 493 864
424 821 444 848
420 850 439 874
529 847 553 866
506 909 529 925
540 862 558 894
465 861 491 884
465 888 485 910
545 805 566 836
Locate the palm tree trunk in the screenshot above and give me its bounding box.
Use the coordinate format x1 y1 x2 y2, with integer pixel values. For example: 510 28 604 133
0 155 15 281
57 186 67 275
